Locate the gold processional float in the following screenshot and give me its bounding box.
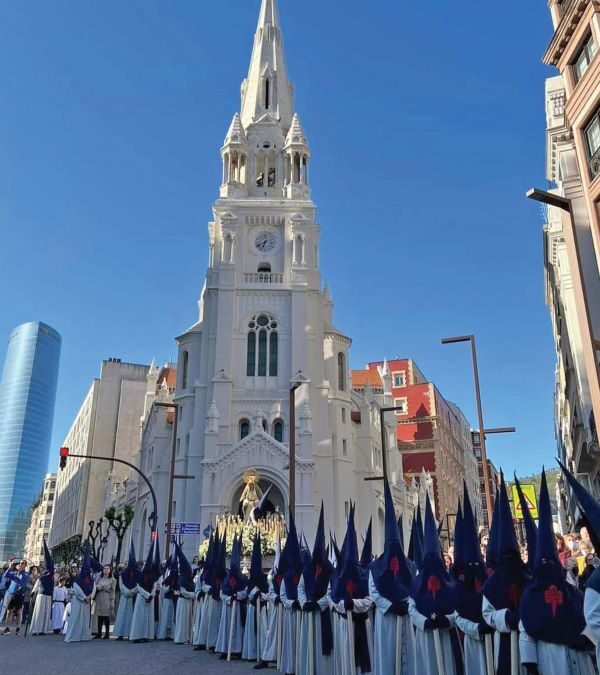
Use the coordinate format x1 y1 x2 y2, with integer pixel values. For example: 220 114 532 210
198 469 287 564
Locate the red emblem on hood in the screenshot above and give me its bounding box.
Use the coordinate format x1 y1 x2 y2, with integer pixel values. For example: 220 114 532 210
507 583 521 610
427 575 441 599
346 580 357 598
389 556 400 579
544 585 563 618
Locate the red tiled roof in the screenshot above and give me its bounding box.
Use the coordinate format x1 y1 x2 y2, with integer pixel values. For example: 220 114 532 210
350 369 382 389
157 366 177 391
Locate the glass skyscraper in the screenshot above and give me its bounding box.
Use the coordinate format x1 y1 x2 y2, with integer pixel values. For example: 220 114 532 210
0 322 61 560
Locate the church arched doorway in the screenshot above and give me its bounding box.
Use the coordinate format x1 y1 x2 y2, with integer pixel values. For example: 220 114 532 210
231 477 286 519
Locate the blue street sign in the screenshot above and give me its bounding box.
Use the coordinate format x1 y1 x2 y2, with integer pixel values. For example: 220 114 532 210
164 522 202 536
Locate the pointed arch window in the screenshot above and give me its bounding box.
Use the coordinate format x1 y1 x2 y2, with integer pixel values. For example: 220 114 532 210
246 313 278 377
240 419 250 439
182 351 189 389
265 78 271 109
338 352 347 391
273 419 284 442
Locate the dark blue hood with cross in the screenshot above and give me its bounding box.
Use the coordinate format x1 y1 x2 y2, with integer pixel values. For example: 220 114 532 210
75 544 95 596
279 510 302 602
221 534 248 597
410 493 456 617
521 469 586 646
453 484 487 623
303 503 333 601
121 540 142 590
482 473 529 611
370 477 412 603
176 543 195 593
249 533 268 594
331 504 368 602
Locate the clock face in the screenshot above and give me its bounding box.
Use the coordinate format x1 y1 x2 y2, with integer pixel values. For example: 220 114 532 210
255 231 277 253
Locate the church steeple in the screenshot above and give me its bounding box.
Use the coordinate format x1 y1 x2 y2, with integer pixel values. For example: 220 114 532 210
240 0 294 130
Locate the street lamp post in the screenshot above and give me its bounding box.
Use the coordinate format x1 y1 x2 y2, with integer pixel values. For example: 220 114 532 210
154 402 195 559
289 373 305 520
442 335 509 528
527 188 600 448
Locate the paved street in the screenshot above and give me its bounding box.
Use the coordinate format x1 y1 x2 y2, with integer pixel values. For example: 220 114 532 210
0 634 259 674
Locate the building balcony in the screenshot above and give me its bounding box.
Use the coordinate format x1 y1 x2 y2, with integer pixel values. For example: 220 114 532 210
243 272 284 284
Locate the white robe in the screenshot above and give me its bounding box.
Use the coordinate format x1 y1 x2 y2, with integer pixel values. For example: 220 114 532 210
52 586 68 631
297 576 334 675
280 579 301 675
369 572 416 675
173 588 194 644
64 582 95 643
30 579 52 635
482 595 522 674
330 596 374 675
408 597 456 675
197 583 213 647
453 612 488 675
112 578 137 638
261 580 282 663
519 627 596 675
207 594 222 649
584 586 600 667
191 576 204 646
242 587 269 661
215 590 247 655
156 585 174 639
128 584 155 641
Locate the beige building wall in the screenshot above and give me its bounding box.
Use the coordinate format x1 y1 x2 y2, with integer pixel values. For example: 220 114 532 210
49 360 148 554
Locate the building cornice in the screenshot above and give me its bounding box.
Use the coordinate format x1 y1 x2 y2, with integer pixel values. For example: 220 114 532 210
544 1 598 66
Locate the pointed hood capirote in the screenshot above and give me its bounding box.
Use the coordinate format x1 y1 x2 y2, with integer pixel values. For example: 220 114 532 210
482 474 529 611
139 540 158 593
176 543 195 593
453 485 487 623
303 503 333 601
451 502 464 577
121 540 141 591
279 509 302 601
76 544 95 596
410 493 456 618
360 518 373 568
39 538 55 596
370 477 412 602
558 458 600 541
514 474 538 567
408 508 424 570
331 505 368 603
520 469 586 645
249 534 268 594
222 534 248 597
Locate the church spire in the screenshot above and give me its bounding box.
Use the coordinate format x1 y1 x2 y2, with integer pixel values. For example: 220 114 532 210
240 0 294 130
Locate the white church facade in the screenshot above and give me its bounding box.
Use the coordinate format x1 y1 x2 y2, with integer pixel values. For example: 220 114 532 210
127 0 414 557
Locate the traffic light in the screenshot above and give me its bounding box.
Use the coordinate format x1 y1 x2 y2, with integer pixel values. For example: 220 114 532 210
59 447 69 470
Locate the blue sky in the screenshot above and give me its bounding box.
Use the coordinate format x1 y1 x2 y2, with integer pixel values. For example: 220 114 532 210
0 0 556 476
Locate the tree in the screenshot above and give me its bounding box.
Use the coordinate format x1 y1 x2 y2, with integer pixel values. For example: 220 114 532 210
105 505 135 565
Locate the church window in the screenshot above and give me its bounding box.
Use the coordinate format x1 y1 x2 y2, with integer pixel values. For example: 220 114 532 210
258 329 268 376
338 352 346 391
246 313 279 377
273 419 284 442
223 233 234 263
341 408 346 424
246 332 256 376
258 263 271 274
265 79 271 109
262 418 268 432
182 351 189 389
342 439 347 456
394 397 408 415
240 419 250 439
269 331 278 376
